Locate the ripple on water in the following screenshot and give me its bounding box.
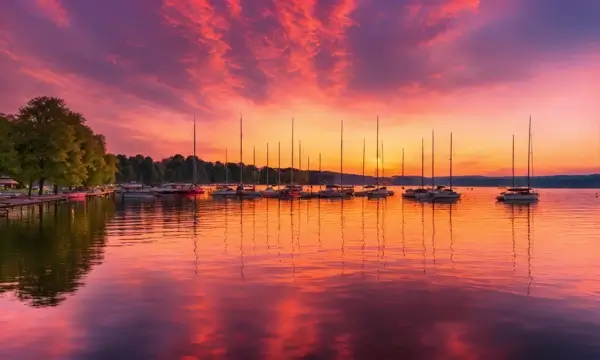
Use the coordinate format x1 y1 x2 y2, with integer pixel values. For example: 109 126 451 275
1 188 600 359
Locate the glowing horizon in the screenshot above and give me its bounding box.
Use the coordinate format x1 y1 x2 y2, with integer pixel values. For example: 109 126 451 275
1 0 599 176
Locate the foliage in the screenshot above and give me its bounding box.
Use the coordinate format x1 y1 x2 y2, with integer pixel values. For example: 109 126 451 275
0 113 20 176
2 96 118 193
114 154 318 185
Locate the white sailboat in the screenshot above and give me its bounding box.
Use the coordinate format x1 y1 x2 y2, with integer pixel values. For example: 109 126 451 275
355 138 370 197
497 116 539 202
211 148 237 197
369 116 389 198
430 132 461 201
236 115 262 198
261 143 279 198
403 138 428 199
381 141 394 196
320 120 350 198
279 118 303 199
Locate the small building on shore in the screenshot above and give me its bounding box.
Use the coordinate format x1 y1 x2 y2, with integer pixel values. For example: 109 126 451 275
0 176 19 190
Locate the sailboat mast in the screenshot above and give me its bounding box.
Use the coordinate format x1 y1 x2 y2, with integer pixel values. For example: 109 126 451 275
278 141 281 187
341 119 344 186
308 156 310 186
450 132 453 189
382 141 384 184
376 116 380 187
299 140 302 172
266 143 269 185
527 115 531 189
421 138 424 188
432 130 435 187
253 146 256 185
512 134 515 188
318 152 322 189
225 148 228 184
291 118 294 185
401 148 405 186
193 116 197 185
362 138 366 187
239 114 243 184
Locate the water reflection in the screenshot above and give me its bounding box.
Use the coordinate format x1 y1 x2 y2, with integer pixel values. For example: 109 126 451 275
0 199 114 307
1 188 600 359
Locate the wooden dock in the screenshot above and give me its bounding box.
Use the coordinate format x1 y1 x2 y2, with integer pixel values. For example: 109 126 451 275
0 190 114 215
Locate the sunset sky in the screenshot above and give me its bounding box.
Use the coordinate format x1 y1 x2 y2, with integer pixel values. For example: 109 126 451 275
1 0 599 176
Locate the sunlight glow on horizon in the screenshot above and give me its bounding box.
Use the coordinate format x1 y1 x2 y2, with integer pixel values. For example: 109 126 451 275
1 0 599 175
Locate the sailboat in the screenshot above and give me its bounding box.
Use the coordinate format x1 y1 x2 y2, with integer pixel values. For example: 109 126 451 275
236 115 262 198
261 143 279 198
355 138 370 197
211 148 237 197
186 116 205 194
279 118 302 199
430 132 461 201
381 141 394 196
320 120 350 198
403 138 428 199
497 116 539 202
368 116 389 198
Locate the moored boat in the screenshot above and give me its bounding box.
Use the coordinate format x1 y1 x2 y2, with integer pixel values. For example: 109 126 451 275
261 185 280 198
497 117 539 203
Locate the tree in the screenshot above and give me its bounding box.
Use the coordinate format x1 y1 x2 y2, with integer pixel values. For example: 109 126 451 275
16 97 81 195
0 113 20 177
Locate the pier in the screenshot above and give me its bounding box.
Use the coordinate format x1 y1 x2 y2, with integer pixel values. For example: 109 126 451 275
0 190 114 217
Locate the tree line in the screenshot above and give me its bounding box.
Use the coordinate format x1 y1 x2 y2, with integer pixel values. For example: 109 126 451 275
0 96 117 196
114 154 340 185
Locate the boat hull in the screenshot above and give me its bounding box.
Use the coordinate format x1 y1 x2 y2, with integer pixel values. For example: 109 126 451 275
497 194 539 202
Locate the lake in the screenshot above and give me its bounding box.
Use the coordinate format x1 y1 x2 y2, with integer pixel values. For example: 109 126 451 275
1 187 600 359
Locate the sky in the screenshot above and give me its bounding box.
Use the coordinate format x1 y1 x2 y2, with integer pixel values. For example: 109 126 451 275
1 0 599 176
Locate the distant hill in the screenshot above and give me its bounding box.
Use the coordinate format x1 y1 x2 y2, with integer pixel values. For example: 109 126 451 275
309 172 600 189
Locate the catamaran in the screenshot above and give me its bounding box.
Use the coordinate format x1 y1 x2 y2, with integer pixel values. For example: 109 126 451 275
497 116 539 202
430 132 461 201
368 116 389 198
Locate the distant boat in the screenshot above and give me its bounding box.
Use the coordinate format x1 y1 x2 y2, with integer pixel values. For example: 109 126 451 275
237 115 262 198
430 132 460 201
355 138 370 197
368 116 388 198
211 149 237 197
320 120 351 198
261 185 279 198
261 143 279 198
497 116 539 202
381 141 394 196
403 138 427 199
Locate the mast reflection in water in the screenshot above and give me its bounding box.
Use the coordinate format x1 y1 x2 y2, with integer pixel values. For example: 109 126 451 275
1 188 600 359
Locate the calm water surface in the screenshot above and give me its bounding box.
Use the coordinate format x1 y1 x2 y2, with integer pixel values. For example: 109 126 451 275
1 187 600 359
